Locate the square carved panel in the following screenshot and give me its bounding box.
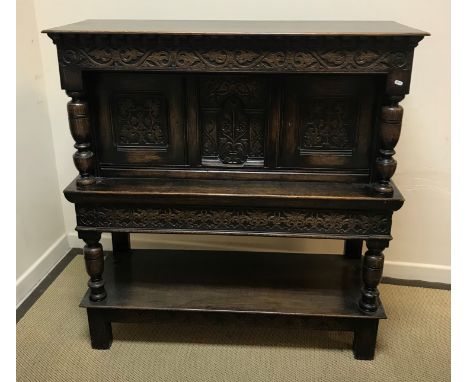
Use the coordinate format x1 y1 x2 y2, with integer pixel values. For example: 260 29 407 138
111 93 168 149
279 75 376 172
300 97 357 152
92 72 185 169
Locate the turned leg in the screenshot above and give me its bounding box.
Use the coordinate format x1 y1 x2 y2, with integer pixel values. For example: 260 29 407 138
112 232 131 262
344 239 363 259
79 231 107 302
359 239 388 313
353 320 379 360
87 309 112 349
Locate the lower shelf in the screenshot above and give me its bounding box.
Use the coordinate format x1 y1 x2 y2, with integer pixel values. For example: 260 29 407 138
80 249 385 319
80 250 385 359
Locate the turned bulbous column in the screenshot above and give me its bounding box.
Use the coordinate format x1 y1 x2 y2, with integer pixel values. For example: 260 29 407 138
373 100 403 196
359 239 388 313
66 91 96 186
79 231 106 302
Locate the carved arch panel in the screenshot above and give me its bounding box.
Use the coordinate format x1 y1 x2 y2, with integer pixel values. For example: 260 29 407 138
199 76 268 167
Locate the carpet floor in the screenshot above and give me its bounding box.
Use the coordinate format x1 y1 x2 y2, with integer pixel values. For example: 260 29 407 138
17 256 450 382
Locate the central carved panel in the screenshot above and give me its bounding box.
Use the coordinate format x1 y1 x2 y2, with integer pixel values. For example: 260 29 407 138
217 98 249 164
300 97 357 151
200 77 267 166
112 93 168 148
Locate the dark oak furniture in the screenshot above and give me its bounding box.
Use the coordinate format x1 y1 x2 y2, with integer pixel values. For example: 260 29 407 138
44 20 428 359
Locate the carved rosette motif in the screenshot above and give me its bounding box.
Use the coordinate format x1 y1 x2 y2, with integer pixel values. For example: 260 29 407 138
76 206 392 237
51 35 418 73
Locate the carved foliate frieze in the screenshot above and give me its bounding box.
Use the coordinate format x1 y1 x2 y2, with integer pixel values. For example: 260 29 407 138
301 98 357 151
51 35 418 73
200 77 267 166
112 93 168 148
76 205 392 237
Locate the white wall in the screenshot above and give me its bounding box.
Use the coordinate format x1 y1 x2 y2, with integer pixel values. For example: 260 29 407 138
16 0 69 306
32 0 450 283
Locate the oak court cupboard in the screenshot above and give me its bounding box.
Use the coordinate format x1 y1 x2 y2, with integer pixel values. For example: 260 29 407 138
43 20 428 359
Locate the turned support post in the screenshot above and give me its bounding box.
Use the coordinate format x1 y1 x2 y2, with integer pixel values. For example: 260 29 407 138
373 68 410 196
373 100 403 196
79 231 106 302
66 91 96 186
359 239 389 313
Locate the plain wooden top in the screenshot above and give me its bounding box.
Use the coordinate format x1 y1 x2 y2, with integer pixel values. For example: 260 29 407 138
43 20 429 36
64 177 404 211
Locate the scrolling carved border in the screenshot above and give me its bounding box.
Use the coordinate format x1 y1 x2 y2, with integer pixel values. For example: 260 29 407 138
76 205 392 237
50 34 421 73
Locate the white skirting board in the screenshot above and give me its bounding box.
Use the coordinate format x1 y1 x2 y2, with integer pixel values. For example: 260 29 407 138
16 234 70 308
383 261 450 284
67 232 451 284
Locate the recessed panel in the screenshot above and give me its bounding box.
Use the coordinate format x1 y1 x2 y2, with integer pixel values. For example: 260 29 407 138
111 93 169 149
300 97 357 152
90 72 186 168
279 75 379 171
199 76 268 167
